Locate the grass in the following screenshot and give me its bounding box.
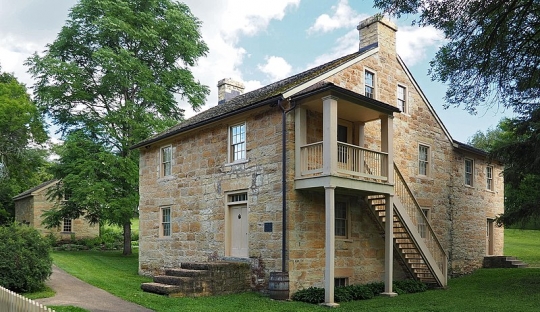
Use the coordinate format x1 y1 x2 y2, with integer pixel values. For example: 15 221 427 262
504 228 540 267
25 228 540 311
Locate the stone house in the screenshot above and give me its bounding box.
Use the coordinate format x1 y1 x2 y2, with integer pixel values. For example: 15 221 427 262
13 180 99 239
134 16 504 305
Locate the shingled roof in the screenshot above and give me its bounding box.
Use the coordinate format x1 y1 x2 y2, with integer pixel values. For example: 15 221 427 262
13 179 58 201
132 45 378 149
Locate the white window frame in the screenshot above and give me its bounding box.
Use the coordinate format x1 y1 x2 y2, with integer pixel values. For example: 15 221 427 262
160 207 171 237
417 208 430 238
335 277 349 287
229 122 247 163
486 166 494 191
161 145 172 177
418 144 430 176
335 200 349 239
397 84 407 113
465 158 474 186
63 218 72 232
364 69 375 99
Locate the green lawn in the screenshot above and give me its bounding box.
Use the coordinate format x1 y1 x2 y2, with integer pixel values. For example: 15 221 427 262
28 228 540 311
504 228 540 267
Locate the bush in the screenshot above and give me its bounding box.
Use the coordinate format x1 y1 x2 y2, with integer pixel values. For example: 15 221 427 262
0 223 53 292
292 280 427 304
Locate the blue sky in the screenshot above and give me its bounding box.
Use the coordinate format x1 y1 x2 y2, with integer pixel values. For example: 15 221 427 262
0 0 512 142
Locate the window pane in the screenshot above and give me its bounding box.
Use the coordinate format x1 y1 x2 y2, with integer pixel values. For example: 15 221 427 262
419 145 429 176
231 124 246 161
335 202 347 237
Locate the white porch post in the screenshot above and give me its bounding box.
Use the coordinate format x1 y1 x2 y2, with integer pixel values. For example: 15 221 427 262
322 96 338 176
382 194 397 296
323 186 338 307
295 107 307 178
381 114 397 296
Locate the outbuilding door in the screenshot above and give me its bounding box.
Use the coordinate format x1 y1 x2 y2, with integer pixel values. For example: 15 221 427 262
487 219 494 255
230 205 248 257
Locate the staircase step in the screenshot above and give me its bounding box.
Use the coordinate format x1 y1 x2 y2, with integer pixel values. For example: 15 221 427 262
165 268 210 277
141 282 182 295
398 243 416 249
154 275 201 286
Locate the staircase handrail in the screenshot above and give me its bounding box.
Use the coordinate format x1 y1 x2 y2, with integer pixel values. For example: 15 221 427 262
393 163 448 275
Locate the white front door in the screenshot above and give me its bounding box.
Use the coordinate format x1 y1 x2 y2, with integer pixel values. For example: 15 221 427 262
230 205 248 257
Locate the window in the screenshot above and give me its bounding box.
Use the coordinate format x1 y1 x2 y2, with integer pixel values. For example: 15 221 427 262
160 207 171 237
364 70 375 99
465 158 474 186
335 277 349 287
161 146 172 176
229 192 247 203
63 218 72 232
397 85 407 113
418 144 429 176
486 166 494 191
335 201 348 238
230 123 246 162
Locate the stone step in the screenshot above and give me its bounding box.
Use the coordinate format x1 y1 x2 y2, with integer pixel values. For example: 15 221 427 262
483 256 529 268
141 282 182 296
165 268 210 278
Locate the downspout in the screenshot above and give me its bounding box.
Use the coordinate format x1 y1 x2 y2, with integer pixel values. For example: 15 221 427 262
279 98 297 272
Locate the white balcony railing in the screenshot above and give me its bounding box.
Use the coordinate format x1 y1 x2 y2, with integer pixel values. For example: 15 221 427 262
299 141 388 181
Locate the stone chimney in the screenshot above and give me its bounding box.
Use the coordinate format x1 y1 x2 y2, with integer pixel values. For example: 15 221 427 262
217 78 245 105
357 15 397 54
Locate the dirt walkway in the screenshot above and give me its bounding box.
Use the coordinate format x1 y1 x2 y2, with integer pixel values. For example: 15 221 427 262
36 265 154 312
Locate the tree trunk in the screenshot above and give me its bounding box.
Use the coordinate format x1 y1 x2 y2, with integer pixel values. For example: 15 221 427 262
123 221 132 255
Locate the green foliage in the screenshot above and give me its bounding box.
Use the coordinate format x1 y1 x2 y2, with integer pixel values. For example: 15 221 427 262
374 0 540 115
0 66 50 223
0 223 52 292
292 280 426 304
26 0 209 256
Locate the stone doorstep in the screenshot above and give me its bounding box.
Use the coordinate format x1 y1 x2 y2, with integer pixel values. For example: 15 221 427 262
140 282 182 295
165 268 210 278
483 256 529 268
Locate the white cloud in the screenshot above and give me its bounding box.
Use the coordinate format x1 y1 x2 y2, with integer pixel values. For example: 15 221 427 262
258 56 292 82
396 26 445 66
308 0 368 34
306 29 359 68
180 0 301 117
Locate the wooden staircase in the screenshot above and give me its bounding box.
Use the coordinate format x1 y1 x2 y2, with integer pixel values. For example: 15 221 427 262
141 262 251 297
368 195 439 285
365 164 448 287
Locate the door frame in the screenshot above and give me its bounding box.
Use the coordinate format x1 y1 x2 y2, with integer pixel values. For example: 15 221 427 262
225 191 249 257
486 218 495 255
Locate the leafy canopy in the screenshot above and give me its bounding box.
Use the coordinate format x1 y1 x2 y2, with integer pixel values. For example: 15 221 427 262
374 0 540 114
26 0 209 254
0 66 49 223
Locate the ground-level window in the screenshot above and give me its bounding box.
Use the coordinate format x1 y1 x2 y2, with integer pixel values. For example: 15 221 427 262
418 144 429 176
230 123 246 162
486 166 494 191
160 207 171 237
397 85 407 113
335 277 349 287
335 201 348 238
365 70 375 99
161 145 172 177
465 158 474 186
63 218 72 232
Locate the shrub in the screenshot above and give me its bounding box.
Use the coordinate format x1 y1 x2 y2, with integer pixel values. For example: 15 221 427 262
291 287 325 304
292 280 427 304
0 223 53 292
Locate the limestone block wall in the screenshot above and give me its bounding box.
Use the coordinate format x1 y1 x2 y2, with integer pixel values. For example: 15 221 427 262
14 197 34 226
138 105 286 275
323 35 504 275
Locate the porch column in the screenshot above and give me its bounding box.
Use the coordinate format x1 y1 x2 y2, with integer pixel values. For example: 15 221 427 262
295 107 307 178
380 115 394 184
323 186 338 307
354 121 365 147
322 96 338 176
382 194 397 296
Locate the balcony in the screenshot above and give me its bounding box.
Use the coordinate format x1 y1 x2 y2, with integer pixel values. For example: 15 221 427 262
291 84 399 194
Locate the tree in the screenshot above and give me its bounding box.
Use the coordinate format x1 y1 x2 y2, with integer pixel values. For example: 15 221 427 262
26 0 209 255
0 66 49 223
43 130 138 240
374 0 540 114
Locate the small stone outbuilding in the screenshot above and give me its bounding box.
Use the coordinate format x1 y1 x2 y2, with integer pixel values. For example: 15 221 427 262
13 180 99 239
